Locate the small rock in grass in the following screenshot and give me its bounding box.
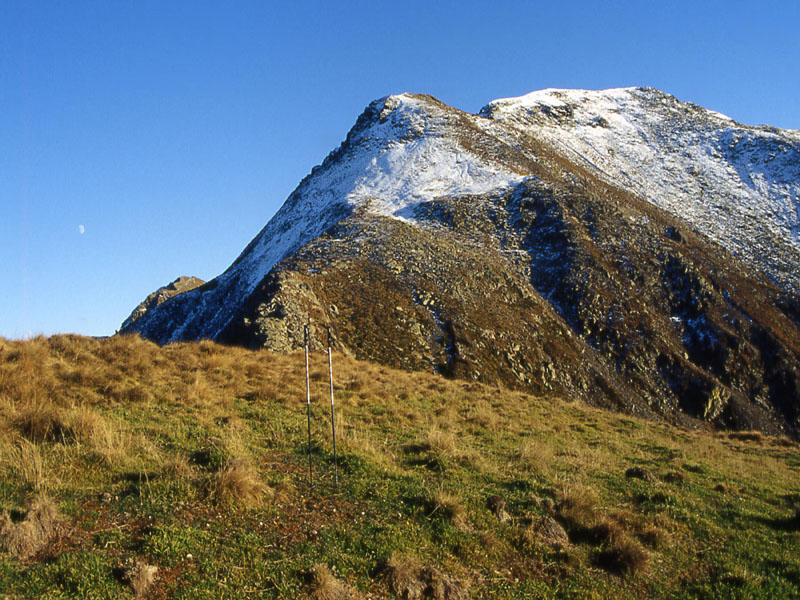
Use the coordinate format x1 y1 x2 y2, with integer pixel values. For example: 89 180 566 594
126 560 158 598
486 495 511 523
534 516 570 549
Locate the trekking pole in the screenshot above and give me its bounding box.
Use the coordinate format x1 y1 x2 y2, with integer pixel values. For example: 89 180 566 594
304 323 313 487
327 326 339 489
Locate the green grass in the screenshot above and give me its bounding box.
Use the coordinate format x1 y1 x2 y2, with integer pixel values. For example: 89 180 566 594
0 334 798 598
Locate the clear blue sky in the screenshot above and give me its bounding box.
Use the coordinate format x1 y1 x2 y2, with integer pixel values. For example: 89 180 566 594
2 1 798 339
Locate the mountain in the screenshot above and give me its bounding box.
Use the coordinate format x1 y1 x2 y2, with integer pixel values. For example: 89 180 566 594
121 88 800 437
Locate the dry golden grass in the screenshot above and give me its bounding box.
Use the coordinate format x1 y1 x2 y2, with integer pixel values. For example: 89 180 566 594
307 563 363 600
556 484 601 534
515 438 555 473
161 452 194 479
0 333 797 594
0 494 61 559
728 430 764 443
433 490 470 532
338 421 397 469
15 401 71 443
464 400 498 430
210 459 269 508
383 554 468 600
84 421 132 467
7 439 50 491
64 405 106 443
425 426 465 465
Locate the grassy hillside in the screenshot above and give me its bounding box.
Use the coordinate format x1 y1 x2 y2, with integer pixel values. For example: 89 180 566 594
0 334 798 599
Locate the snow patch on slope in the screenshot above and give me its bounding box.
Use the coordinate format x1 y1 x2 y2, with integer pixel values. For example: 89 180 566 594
233 93 523 290
483 87 800 291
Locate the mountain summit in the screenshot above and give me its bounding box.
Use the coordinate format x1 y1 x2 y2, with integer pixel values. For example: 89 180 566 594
122 88 800 437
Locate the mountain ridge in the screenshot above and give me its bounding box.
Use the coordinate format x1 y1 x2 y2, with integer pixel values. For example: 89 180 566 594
481 86 800 292
122 88 800 437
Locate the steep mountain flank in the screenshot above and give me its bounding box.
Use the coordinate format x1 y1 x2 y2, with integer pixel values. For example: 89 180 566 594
122 89 800 436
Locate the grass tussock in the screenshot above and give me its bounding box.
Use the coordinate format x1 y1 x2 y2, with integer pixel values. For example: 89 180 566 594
0 495 61 559
384 554 468 600
8 439 49 491
15 403 71 443
515 438 554 472
84 420 138 468
555 484 601 535
307 563 363 600
210 459 269 508
595 532 649 576
555 485 649 574
433 490 470 531
425 426 469 468
161 452 194 479
65 405 106 442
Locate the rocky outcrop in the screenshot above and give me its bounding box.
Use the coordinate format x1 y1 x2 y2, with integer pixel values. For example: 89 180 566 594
121 276 205 330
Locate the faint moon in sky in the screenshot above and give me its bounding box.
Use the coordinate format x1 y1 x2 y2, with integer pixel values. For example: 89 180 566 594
78 224 85 235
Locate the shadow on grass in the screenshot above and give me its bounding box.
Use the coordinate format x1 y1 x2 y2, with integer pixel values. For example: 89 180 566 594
758 509 800 531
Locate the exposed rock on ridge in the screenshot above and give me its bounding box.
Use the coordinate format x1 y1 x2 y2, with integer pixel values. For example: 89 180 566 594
121 276 205 330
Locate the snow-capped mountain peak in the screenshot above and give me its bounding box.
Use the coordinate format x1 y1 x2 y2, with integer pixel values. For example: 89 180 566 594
124 93 527 342
122 87 800 437
482 87 800 291
232 92 524 288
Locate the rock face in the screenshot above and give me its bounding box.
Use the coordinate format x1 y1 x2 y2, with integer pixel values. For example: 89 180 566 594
121 89 800 437
121 276 205 330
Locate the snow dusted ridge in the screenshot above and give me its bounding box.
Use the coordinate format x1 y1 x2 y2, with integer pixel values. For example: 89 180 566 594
482 87 800 292
125 87 800 344
128 93 524 343
228 93 523 298
234 93 523 288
